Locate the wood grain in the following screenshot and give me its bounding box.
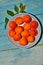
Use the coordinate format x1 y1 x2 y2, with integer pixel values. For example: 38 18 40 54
0 0 43 65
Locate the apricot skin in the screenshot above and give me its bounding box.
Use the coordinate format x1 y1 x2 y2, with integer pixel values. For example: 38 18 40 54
15 26 24 34
23 15 31 23
13 33 21 41
9 21 17 29
19 37 28 46
23 23 31 30
29 29 38 36
15 17 23 25
21 30 30 37
30 21 38 29
9 29 15 37
27 36 35 42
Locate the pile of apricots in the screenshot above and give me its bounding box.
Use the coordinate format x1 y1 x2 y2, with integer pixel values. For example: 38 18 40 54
8 15 38 46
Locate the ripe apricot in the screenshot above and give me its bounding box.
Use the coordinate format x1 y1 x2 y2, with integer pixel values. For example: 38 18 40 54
15 17 23 25
23 23 31 30
23 15 31 23
9 29 15 37
30 21 38 29
27 36 35 42
13 33 21 41
29 29 38 36
9 21 17 29
21 30 30 37
19 37 28 46
15 26 24 34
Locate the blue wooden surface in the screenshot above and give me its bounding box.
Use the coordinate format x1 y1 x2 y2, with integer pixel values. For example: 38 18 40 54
0 0 43 65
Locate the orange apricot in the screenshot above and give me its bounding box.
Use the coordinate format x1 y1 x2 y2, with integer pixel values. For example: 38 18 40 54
9 21 17 29
23 15 31 23
30 21 38 29
13 33 21 41
9 29 15 37
29 29 38 36
15 26 24 34
21 30 30 37
19 37 28 46
23 23 31 30
27 36 35 42
15 17 23 25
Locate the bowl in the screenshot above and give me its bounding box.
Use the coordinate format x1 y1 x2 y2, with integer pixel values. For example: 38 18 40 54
6 13 42 48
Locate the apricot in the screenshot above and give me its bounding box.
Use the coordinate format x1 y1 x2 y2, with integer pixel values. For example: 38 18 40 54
21 30 30 37
9 29 15 37
30 21 38 29
23 15 31 23
13 33 21 41
19 37 28 46
23 23 31 30
27 36 35 42
9 21 17 29
15 26 24 34
15 17 23 25
29 29 38 36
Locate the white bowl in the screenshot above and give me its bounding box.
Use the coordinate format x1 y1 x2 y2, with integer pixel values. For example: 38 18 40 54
6 13 42 48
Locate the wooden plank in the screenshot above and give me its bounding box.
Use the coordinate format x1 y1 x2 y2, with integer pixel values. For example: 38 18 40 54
0 46 43 65
0 0 43 65
0 0 43 51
